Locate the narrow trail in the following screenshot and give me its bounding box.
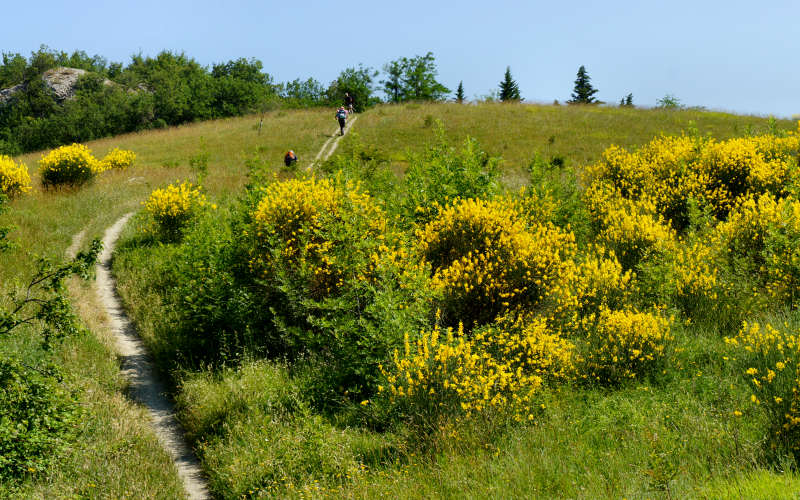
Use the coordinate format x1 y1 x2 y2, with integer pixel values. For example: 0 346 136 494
79 115 358 499
65 228 86 259
95 214 210 500
310 114 358 168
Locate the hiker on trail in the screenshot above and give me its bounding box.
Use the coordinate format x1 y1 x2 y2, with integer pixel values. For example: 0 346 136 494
284 150 297 167
336 106 348 136
344 92 355 114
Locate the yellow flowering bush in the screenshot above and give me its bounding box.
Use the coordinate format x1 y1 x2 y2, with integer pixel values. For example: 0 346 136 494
588 190 676 270
39 143 102 187
713 193 800 306
250 177 388 299
586 136 704 230
416 197 576 329
581 307 673 384
553 248 637 330
381 316 575 429
143 181 207 239
0 155 31 198
100 148 136 170
247 176 433 398
726 321 800 458
585 133 800 230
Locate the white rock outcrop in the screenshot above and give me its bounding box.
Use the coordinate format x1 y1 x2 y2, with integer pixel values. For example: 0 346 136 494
0 67 114 105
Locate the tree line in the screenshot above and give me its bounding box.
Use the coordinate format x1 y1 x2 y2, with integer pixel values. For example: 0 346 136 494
0 46 640 155
0 47 458 155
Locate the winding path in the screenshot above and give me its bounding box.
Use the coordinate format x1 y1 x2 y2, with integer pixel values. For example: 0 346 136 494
79 114 357 499
96 214 209 500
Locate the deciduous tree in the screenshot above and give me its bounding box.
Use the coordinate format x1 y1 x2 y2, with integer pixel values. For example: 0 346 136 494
380 52 449 102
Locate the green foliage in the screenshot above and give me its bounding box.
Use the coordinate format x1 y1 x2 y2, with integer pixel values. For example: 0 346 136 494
0 240 101 347
0 193 9 253
380 60 404 103
326 64 379 112
620 93 634 107
403 122 500 223
279 77 327 108
160 210 261 367
0 49 278 154
0 357 80 482
568 65 599 104
0 190 99 483
455 81 465 103
657 93 683 109
527 152 590 241
498 66 521 102
380 52 449 102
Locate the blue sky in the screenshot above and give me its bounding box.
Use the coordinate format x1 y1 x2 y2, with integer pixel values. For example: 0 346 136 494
3 0 799 117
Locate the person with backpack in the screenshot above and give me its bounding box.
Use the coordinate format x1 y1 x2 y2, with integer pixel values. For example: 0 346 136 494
284 150 297 167
344 92 355 114
336 107 348 136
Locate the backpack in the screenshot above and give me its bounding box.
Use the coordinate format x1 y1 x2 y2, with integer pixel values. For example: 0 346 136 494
336 109 347 120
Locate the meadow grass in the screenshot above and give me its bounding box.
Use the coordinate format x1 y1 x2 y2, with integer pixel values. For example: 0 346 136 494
4 103 799 497
338 102 794 185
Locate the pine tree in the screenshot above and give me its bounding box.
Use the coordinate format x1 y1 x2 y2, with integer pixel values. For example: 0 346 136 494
455 81 465 103
568 65 598 104
498 66 521 101
620 93 634 107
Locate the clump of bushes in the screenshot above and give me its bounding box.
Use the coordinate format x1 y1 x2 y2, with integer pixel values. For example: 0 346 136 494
38 143 103 188
403 125 500 223
712 193 800 307
0 358 79 482
143 181 208 240
416 197 575 329
580 307 673 384
585 131 800 231
246 176 432 400
0 155 31 198
100 147 136 170
381 315 576 431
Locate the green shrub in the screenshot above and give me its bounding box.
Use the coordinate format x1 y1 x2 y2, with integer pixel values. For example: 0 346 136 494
0 358 79 481
403 122 500 224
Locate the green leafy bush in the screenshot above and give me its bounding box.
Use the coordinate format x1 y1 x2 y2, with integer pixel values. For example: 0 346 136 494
403 123 500 224
0 358 79 481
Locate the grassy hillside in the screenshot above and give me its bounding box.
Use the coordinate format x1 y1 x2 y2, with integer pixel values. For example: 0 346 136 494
3 103 799 498
338 102 791 177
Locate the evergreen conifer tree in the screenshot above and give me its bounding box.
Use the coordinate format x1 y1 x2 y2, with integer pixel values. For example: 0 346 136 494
498 67 521 101
620 93 634 107
568 65 598 104
455 81 465 103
